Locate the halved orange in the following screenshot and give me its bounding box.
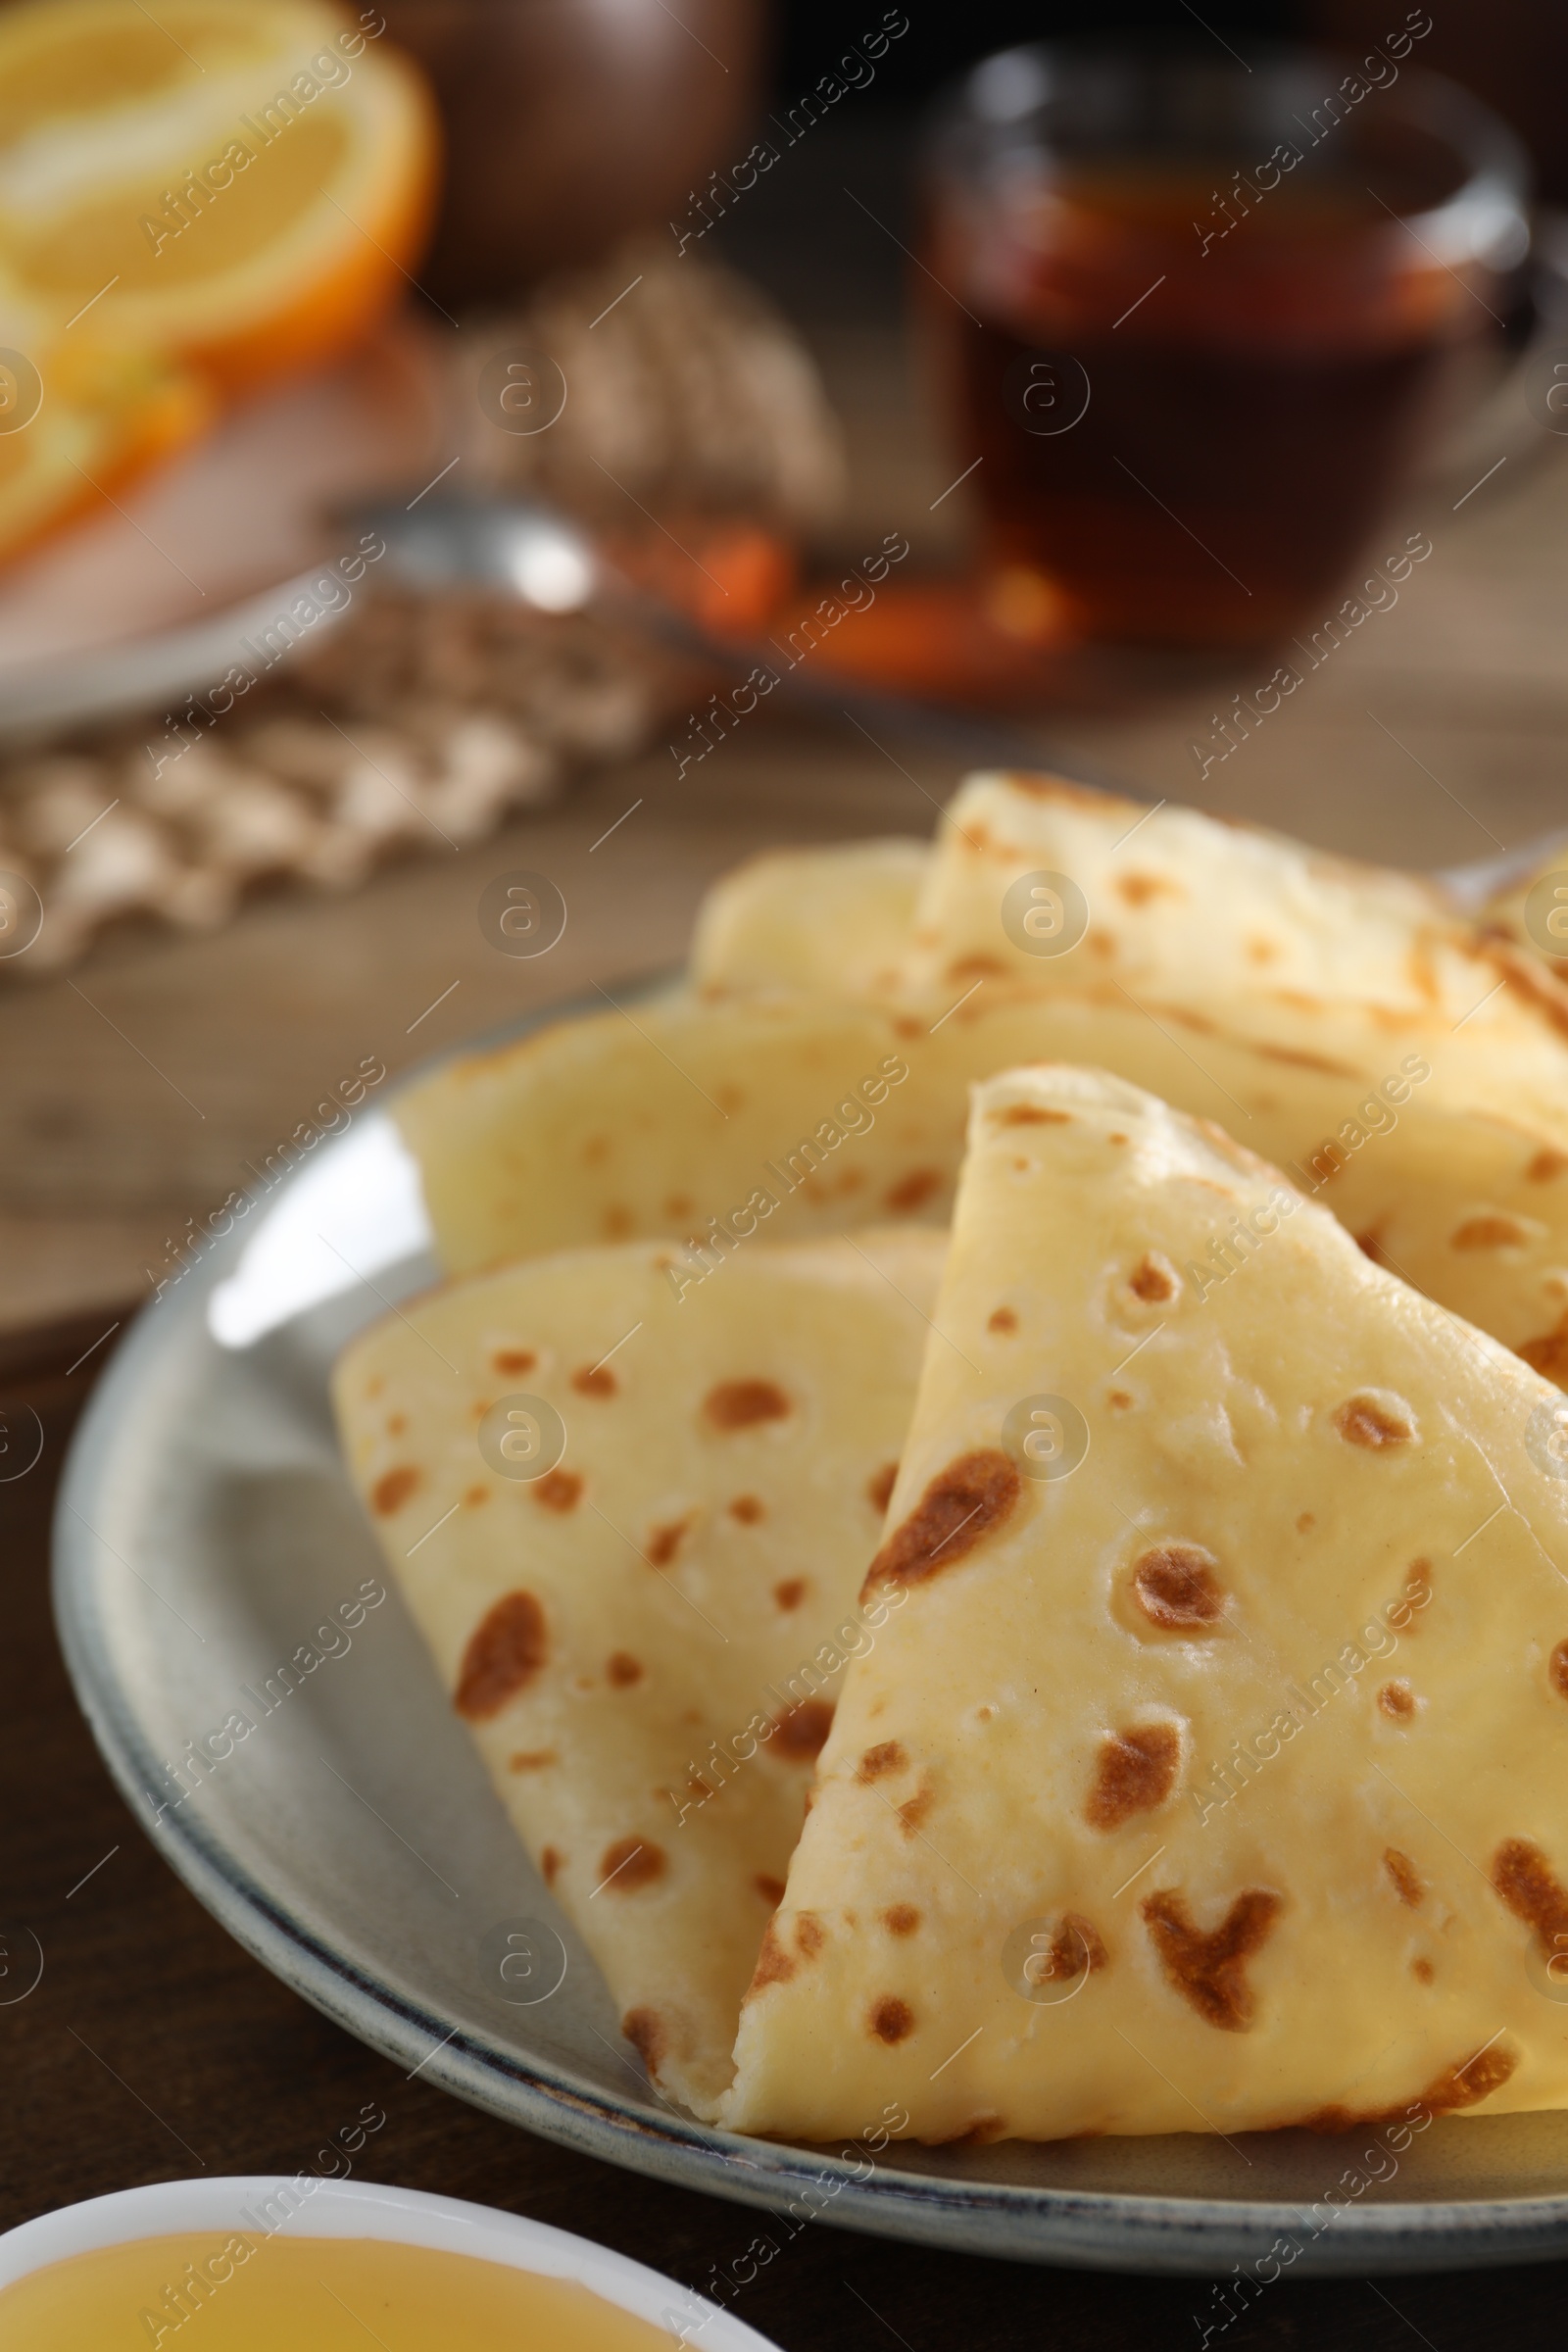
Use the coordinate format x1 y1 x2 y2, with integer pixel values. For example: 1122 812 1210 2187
0 0 440 396
0 330 214 567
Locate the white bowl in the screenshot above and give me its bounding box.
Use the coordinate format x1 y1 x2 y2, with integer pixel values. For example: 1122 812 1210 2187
0 2176 782 2347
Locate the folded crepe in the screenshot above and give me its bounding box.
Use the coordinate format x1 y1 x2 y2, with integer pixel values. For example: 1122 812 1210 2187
901 773 1568 1135
332 1229 943 2113
395 988 1568 1382
690 837 927 998
1481 839 1568 983
719 1063 1568 2142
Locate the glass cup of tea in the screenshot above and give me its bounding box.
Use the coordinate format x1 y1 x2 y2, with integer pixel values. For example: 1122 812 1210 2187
924 41 1530 650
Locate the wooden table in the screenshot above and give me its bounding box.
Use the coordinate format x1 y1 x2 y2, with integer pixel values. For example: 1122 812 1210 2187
3 1322 1561 2344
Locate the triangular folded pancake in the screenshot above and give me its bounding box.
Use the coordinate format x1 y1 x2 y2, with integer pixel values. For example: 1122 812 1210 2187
396 989 1568 1381
718 1064 1568 2143
900 774 1568 1134
690 837 928 997
1481 838 1568 983
332 1229 942 2113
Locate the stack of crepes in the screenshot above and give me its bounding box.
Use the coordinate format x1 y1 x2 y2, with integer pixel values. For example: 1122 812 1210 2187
334 775 1568 2143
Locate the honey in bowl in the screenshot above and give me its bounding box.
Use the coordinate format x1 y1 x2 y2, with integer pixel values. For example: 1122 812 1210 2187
0 2230 682 2348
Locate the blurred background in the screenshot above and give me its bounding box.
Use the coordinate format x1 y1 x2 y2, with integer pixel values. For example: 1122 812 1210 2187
0 0 1565 1342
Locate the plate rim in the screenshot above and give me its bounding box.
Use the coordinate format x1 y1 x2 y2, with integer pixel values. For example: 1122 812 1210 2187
48 980 1568 2278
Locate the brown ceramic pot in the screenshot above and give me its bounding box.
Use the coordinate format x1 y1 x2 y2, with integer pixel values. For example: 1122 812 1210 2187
380 0 769 307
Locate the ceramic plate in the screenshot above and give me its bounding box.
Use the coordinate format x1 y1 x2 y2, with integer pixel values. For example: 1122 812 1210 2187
53 981 1568 2278
0 315 441 743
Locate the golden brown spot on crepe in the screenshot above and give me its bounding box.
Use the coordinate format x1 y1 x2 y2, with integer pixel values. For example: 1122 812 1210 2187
621 2008 664 2070
893 1013 921 1039
492 1348 536 1375
1255 1040 1356 1076
1108 1131 1128 1146
1333 1393 1415 1449
1493 1838 1568 1957
365 1375 384 1399
572 1363 618 1398
883 1903 920 1936
1142 1886 1282 2032
1298 1511 1315 1533
1549 1640 1568 1699
996 1103 1071 1125
755 1874 786 1905
1006 773 1104 808
948 952 1005 980
705 1378 789 1430
1132 1544 1225 1631
662 1194 694 1219
858 1740 907 1782
1107 1389 1134 1412
386 1412 407 1438
1128 1250 1178 1303
1412 1956 1435 1984
455 1591 548 1720
870 1995 914 2043
988 1305 1018 1333
773 1698 835 1759
370 1465 421 1517
1403 1559 1433 1617
862 1449 1020 1596
773 1577 807 1611
867 1460 899 1513
898 1783 934 1836
1385 1847 1424 1907
607 1651 643 1689
599 1837 664 1892
836 1167 867 1195
1035 1914 1107 1984
1519 1318 1568 1380
602 1205 633 1240
1246 935 1277 966
885 1167 943 1213
1085 1723 1182 1830
582 1135 610 1165
533 1468 582 1514
1378 1679 1416 1721
750 1921 796 1988
1116 870 1176 906
463 1485 488 1508
728 1494 764 1524
1529 1149 1568 1182
1303 2041 1518 2131
541 1845 563 1887
716 1083 746 1113
937 2115 1009 2146
1453 1212 1532 1250
1356 1229 1389 1266
796 1912 826 1958
509 1747 557 1772
645 1512 695 1567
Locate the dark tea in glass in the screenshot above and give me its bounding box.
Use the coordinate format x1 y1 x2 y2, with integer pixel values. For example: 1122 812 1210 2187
925 42 1528 648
